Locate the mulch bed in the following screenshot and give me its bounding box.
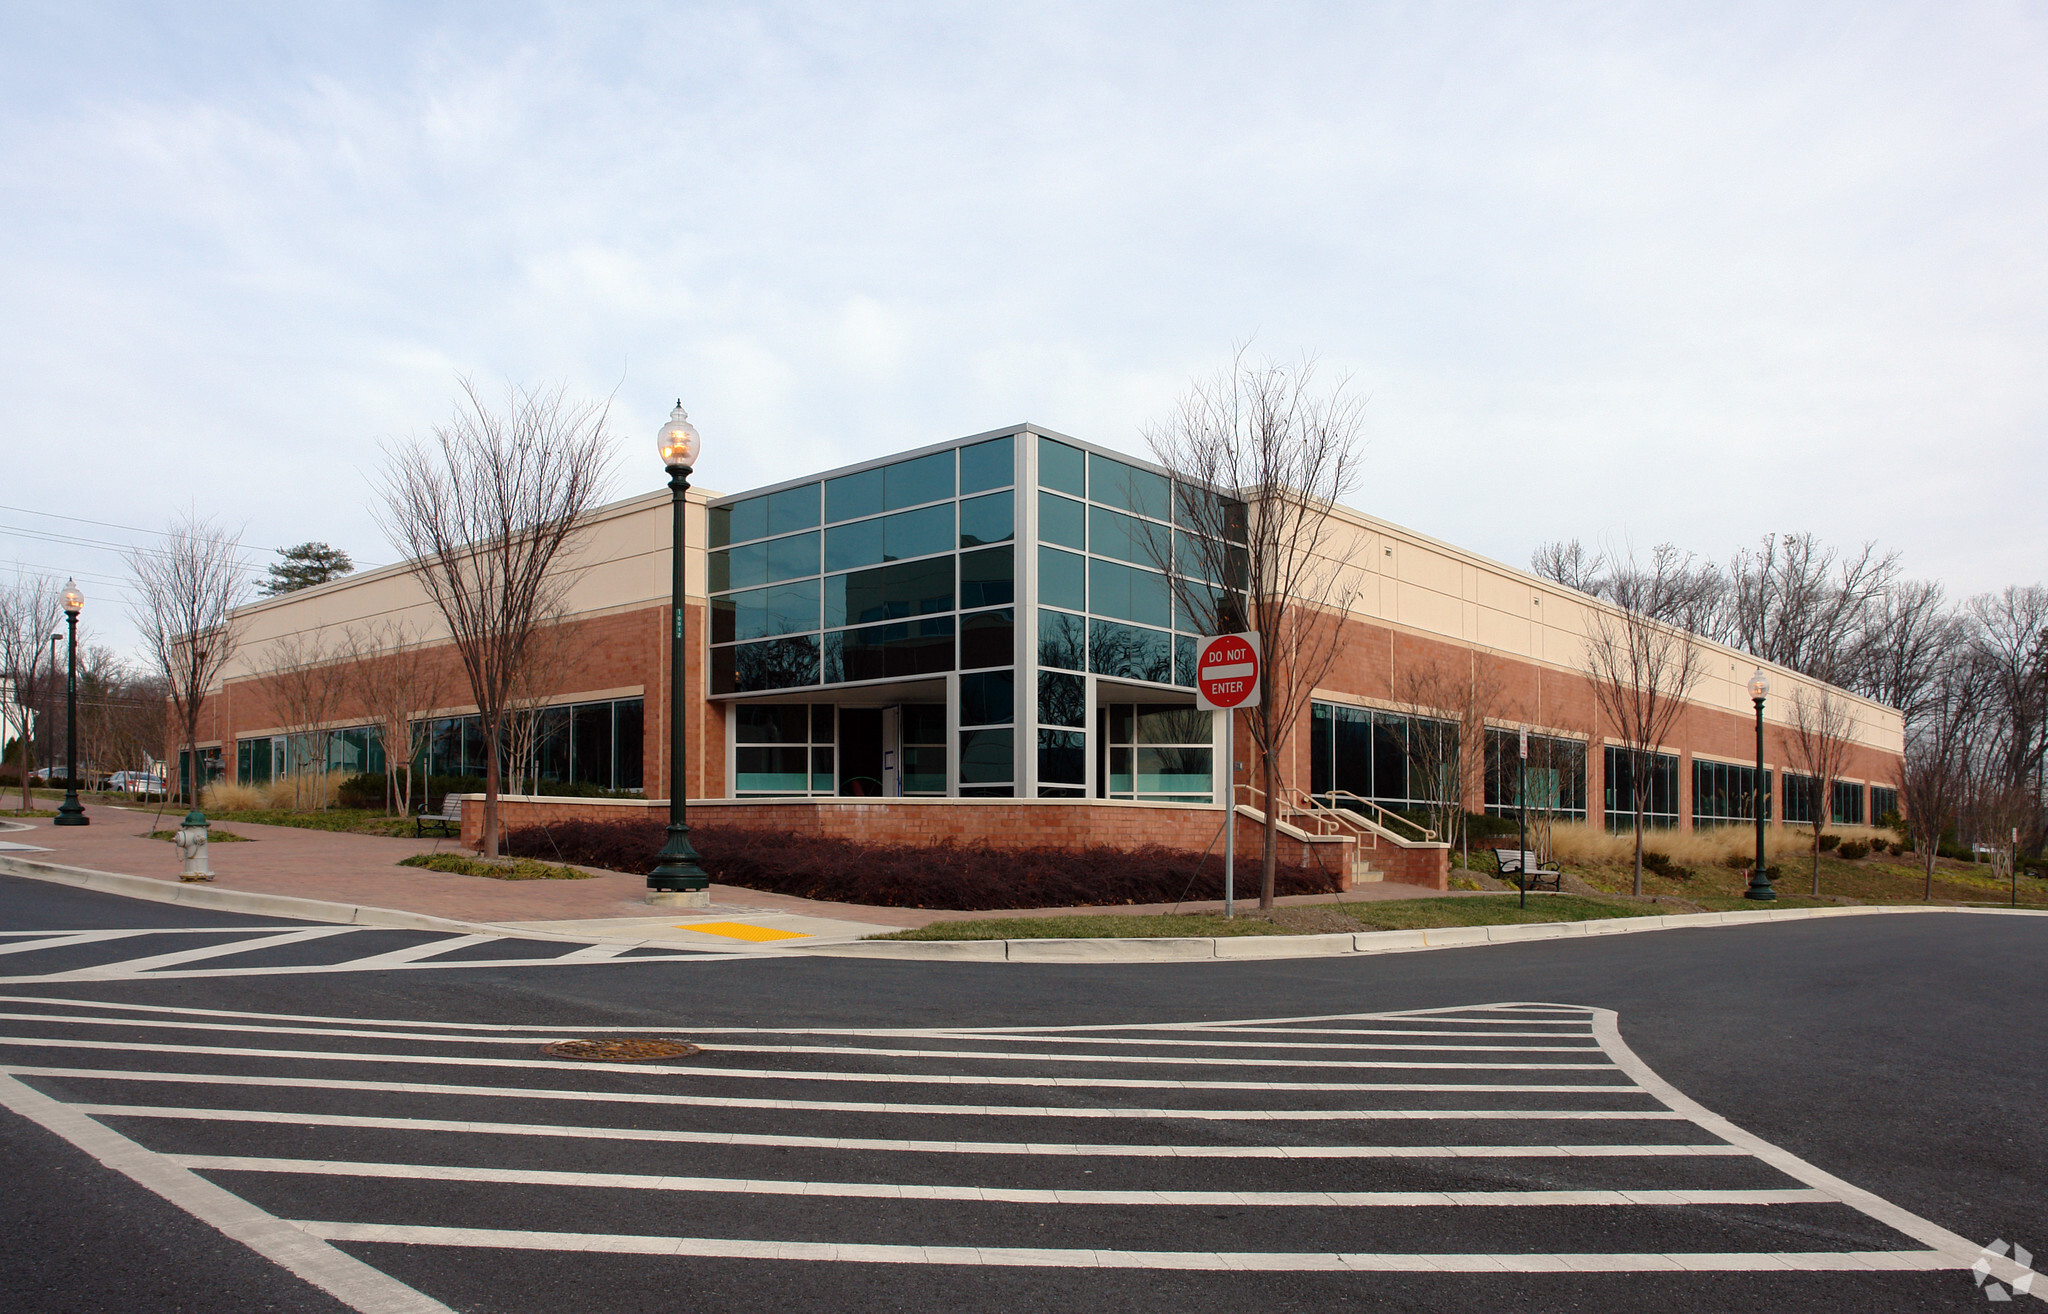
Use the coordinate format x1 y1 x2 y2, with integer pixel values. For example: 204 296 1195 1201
500 818 1341 911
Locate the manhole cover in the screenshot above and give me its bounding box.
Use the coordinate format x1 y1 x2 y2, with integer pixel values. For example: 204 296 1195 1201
541 1038 703 1062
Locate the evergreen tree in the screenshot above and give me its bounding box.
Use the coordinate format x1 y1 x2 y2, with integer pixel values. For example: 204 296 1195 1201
260 542 355 596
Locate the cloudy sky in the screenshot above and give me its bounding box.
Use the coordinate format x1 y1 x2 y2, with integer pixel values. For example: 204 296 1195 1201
3 2 2043 656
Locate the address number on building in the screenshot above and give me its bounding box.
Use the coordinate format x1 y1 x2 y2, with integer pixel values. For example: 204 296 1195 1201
1195 633 1262 712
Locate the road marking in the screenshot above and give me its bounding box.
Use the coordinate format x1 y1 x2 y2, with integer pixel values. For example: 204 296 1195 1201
0 930 164 957
8 1066 1698 1124
286 1222 1959 1274
64 1105 1702 1154
677 921 812 942
172 1155 1834 1208
338 935 503 970
0 1073 449 1314
660 1041 1620 1072
28 927 361 979
0 1036 1650 1093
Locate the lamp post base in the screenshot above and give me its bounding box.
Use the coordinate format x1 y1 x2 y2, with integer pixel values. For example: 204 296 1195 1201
53 794 88 827
1743 871 1778 901
647 821 711 898
647 888 712 909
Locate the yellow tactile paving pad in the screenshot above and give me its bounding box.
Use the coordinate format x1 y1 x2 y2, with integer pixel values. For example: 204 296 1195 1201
674 922 811 942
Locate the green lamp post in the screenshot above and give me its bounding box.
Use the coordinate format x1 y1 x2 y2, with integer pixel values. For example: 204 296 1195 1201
54 579 88 826
647 401 712 905
1744 668 1776 901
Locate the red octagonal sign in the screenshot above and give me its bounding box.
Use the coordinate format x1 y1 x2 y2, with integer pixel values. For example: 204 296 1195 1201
1195 632 1262 711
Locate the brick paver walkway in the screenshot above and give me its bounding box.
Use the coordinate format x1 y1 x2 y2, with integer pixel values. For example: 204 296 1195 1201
1 800 1452 932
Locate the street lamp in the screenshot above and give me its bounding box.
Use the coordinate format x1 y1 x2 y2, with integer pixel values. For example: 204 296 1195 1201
648 401 712 906
54 580 88 826
1744 668 1774 901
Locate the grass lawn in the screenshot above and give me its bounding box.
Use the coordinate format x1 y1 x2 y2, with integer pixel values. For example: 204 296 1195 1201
398 852 594 881
1524 849 2048 909
875 893 1668 940
196 808 419 838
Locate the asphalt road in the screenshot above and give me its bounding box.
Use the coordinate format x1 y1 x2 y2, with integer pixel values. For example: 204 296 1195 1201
0 871 2041 1312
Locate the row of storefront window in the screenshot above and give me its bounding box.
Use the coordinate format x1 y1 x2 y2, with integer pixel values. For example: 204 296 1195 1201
232 697 646 793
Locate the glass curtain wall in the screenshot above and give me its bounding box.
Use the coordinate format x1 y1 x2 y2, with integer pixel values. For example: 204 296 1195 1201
1102 704 1214 802
1602 746 1680 831
1870 785 1899 823
734 704 834 796
1782 772 1821 826
1482 729 1588 818
1832 780 1867 825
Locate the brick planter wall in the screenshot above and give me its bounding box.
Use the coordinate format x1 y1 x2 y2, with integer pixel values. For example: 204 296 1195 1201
456 795 1453 894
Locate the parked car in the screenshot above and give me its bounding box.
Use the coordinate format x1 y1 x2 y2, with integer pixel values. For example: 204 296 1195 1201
105 772 167 795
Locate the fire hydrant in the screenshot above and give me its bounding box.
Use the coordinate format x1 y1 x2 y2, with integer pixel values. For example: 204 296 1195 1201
172 811 213 882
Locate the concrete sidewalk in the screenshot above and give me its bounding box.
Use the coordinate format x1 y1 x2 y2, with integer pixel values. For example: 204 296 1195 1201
0 803 1453 947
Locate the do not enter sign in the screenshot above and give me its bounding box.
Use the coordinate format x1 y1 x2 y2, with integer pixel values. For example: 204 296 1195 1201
1195 632 1262 711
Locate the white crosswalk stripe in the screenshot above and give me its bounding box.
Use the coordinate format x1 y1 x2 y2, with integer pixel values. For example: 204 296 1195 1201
0 997 2039 1311
0 925 758 982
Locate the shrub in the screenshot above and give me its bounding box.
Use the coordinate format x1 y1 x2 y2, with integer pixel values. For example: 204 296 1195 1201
337 773 386 809
1837 840 1869 861
1817 833 1841 852
201 781 268 812
1639 850 1689 879
500 819 1343 910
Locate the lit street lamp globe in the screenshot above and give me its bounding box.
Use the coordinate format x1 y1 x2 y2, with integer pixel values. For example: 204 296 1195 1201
62 578 83 615
1747 668 1770 702
657 402 701 470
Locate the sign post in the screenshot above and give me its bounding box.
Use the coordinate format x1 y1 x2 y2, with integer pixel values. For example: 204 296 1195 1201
1517 726 1529 909
1196 633 1262 918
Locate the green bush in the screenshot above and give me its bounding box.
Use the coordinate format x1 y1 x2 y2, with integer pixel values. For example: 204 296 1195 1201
1816 833 1841 852
1837 840 1869 860
337 773 386 809
1640 850 1689 878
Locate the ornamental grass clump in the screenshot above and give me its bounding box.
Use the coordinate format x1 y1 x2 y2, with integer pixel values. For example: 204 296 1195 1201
500 818 1341 910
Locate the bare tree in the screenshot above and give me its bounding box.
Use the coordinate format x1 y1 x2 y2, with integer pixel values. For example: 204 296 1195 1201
344 621 449 815
1786 687 1856 896
129 513 250 806
1582 551 1707 895
77 649 168 785
374 379 615 856
1963 587 2048 853
1391 653 1506 867
1530 540 1606 595
1146 349 1368 910
1858 579 1956 721
1725 533 1899 688
0 575 63 809
267 632 344 810
503 616 576 797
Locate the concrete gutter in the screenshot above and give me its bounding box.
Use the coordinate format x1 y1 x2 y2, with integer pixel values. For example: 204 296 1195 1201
800 904 2048 964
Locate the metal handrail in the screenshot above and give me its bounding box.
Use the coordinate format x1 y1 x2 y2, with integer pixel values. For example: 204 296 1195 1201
1309 789 1440 843
1229 782 1438 845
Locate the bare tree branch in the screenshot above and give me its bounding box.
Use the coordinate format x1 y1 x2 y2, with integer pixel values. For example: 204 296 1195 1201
127 513 250 806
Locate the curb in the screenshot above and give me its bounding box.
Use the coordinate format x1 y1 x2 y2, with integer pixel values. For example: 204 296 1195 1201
799 903 2048 963
0 854 610 945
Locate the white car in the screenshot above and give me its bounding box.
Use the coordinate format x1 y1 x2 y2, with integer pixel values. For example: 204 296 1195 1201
105 772 167 795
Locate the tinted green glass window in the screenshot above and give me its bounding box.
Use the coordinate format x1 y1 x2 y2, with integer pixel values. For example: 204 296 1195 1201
712 579 820 644
959 728 1014 784
1088 618 1173 684
903 704 947 744
1038 491 1084 550
960 491 1014 548
1038 671 1085 728
886 451 954 510
768 485 821 535
1037 546 1085 611
960 545 1014 608
1088 453 1169 521
1136 706 1209 743
711 636 820 694
824 467 883 523
735 746 810 793
708 504 735 549
961 670 1013 726
825 558 952 629
824 617 955 683
959 435 1013 494
960 608 1013 669
1038 609 1086 670
1089 505 1163 566
1173 634 1196 687
1137 746 1210 794
1088 559 1170 628
736 705 810 743
824 504 955 572
1038 437 1085 496
1039 730 1085 785
716 497 766 548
